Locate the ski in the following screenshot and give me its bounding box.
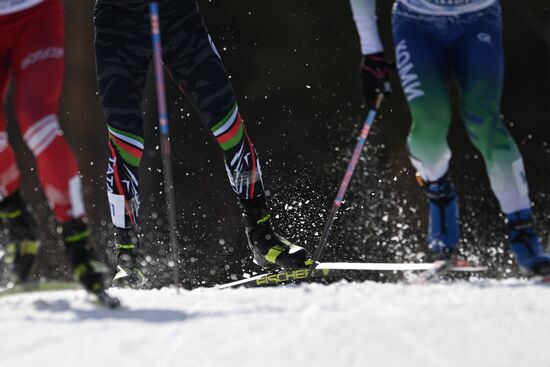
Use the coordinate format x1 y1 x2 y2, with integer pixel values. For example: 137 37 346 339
530 275 550 285
0 281 82 296
407 258 489 284
0 281 121 308
216 261 488 289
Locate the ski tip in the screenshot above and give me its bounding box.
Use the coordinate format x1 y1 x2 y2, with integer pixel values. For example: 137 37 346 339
447 265 488 272
532 275 550 285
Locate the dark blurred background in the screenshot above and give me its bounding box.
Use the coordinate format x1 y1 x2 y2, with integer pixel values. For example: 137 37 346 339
3 0 550 287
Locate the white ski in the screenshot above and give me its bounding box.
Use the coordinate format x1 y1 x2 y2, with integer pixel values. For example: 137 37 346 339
316 262 436 271
216 261 487 289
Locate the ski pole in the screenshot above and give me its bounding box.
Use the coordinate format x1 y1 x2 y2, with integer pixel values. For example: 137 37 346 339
149 1 180 287
311 94 384 266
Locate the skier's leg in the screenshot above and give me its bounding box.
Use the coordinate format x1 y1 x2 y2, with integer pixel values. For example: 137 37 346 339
162 2 309 268
453 6 528 215
94 2 151 284
12 7 83 224
0 70 21 202
162 3 265 203
392 11 459 255
453 4 550 274
0 54 40 282
10 0 109 289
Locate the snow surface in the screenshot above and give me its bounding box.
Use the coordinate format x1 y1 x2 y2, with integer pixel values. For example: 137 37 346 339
1 280 549 367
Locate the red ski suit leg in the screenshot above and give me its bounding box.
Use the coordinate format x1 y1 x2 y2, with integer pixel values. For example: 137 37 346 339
0 0 84 222
0 58 21 199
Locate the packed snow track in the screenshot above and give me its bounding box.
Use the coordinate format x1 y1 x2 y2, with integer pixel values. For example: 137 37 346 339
1 280 549 367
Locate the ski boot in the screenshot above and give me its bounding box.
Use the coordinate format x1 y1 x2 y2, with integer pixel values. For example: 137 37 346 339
63 219 120 307
63 219 109 292
507 209 550 276
417 173 459 259
240 197 310 269
112 227 146 288
0 192 40 283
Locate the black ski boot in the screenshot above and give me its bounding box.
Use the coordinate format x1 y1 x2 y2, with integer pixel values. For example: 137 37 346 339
241 197 310 269
63 219 110 293
0 192 40 283
112 227 146 288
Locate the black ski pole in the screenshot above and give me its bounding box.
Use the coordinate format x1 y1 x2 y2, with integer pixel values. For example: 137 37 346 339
311 94 384 266
149 2 180 287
